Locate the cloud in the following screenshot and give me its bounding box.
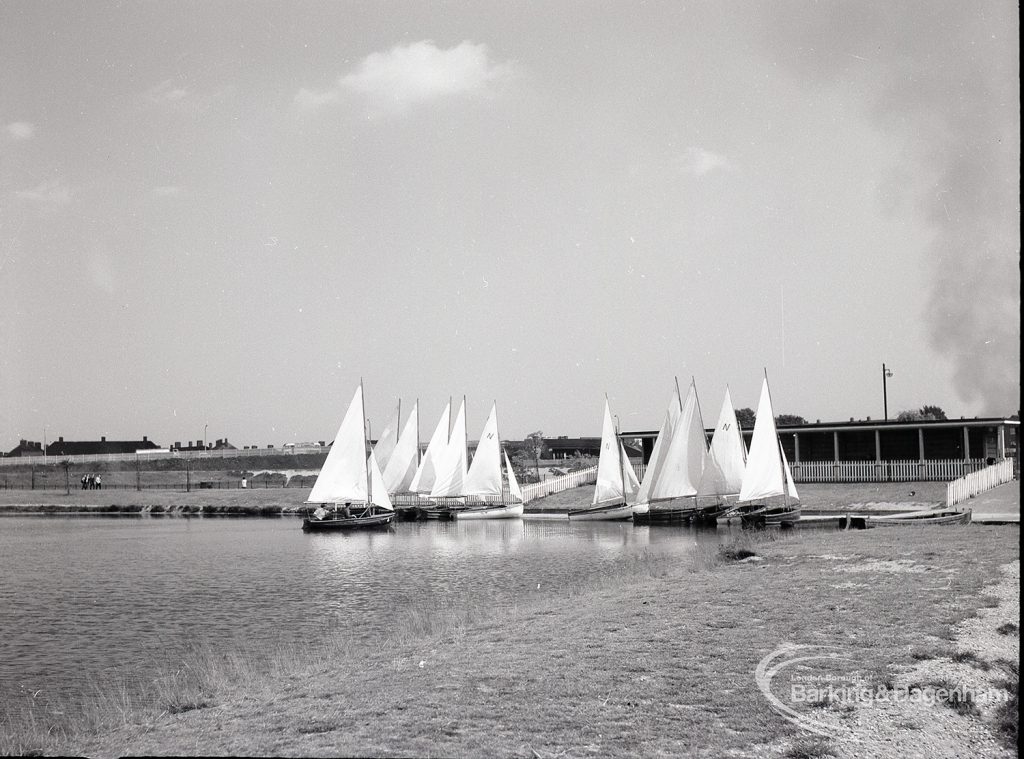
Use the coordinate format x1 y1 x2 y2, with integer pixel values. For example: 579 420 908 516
296 40 514 113
681 147 734 176
14 178 71 206
7 122 34 140
146 80 189 104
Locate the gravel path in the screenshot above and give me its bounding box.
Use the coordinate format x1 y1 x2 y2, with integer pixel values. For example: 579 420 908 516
829 560 1019 758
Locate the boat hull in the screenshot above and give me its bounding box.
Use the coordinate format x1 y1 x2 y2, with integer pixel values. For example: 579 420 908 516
866 509 971 527
568 502 634 521
452 502 524 520
302 512 395 531
729 504 802 528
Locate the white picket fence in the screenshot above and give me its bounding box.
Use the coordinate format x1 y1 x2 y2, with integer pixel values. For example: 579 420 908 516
790 459 988 483
521 466 598 502
946 459 1016 507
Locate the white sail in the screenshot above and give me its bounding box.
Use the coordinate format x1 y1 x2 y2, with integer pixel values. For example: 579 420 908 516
383 401 420 493
410 401 450 495
781 447 799 500
430 399 468 498
648 381 707 500
504 449 523 502
372 401 401 471
739 376 794 502
463 402 502 497
636 386 682 505
307 385 369 504
620 441 640 501
368 451 394 511
698 386 747 498
593 399 627 506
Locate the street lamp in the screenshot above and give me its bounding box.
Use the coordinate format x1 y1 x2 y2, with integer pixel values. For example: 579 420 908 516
204 424 208 450
882 363 894 420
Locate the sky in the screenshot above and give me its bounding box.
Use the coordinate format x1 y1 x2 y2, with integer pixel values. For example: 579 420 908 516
1 1 1019 450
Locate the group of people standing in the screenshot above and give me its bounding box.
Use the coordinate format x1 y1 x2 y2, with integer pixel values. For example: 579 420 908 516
80 473 102 490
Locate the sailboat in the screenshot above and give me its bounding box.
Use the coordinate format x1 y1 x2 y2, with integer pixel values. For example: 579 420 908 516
693 386 748 522
302 383 395 531
732 373 800 527
420 398 469 519
568 397 636 521
632 379 708 524
406 400 452 519
382 400 421 519
451 402 524 519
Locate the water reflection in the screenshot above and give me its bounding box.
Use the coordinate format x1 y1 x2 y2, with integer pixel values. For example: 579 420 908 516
0 516 723 708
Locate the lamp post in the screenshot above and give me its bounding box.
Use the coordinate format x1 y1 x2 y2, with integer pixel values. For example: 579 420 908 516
882 363 894 420
204 424 208 451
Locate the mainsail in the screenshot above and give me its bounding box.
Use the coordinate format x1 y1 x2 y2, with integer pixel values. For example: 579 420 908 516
306 385 369 504
410 401 451 495
593 399 629 506
739 376 798 502
463 402 503 497
636 385 682 506
698 386 747 498
383 400 420 493
646 381 707 502
430 399 468 498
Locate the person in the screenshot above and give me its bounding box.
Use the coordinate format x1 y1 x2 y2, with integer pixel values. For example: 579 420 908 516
81 474 88 490
342 502 351 518
95 474 102 490
241 477 247 489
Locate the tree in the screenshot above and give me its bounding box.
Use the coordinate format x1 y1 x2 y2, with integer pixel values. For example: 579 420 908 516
896 406 948 422
735 408 756 429
775 414 808 426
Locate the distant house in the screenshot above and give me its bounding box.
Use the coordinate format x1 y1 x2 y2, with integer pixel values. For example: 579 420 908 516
45 436 161 456
5 439 44 457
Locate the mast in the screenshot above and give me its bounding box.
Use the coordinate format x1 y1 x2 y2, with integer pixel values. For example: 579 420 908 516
361 377 370 506
416 397 421 466
764 368 789 509
613 395 627 506
674 375 683 411
495 399 503 506
692 376 708 507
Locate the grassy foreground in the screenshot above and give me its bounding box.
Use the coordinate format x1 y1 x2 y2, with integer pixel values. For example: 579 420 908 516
2 524 1017 758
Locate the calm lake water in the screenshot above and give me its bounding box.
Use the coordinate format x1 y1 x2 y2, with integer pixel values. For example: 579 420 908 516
0 515 725 710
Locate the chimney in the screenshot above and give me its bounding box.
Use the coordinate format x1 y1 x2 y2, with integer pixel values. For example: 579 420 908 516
143 436 148 442
101 436 106 442
59 436 64 442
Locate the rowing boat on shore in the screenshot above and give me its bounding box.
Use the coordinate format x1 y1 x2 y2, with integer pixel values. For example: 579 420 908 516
866 509 972 527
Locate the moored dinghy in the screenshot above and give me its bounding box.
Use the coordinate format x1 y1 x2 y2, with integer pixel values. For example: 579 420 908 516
569 397 636 521
693 386 748 522
730 373 800 527
453 403 525 519
382 400 422 520
632 378 708 523
303 383 395 531
422 398 469 519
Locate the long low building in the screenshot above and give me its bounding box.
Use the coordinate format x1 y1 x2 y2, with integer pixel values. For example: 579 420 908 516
624 417 1020 482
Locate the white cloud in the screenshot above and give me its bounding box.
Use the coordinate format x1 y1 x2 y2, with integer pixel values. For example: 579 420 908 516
7 122 35 140
146 80 189 104
14 178 71 206
681 147 735 176
296 40 513 113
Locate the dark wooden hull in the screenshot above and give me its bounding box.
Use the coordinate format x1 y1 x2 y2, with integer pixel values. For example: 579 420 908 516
302 512 395 531
738 505 801 528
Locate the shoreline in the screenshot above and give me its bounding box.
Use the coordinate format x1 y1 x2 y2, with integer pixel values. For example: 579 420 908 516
4 526 1018 758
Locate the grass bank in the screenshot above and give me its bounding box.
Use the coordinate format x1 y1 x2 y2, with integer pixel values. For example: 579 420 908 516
3 525 1017 758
